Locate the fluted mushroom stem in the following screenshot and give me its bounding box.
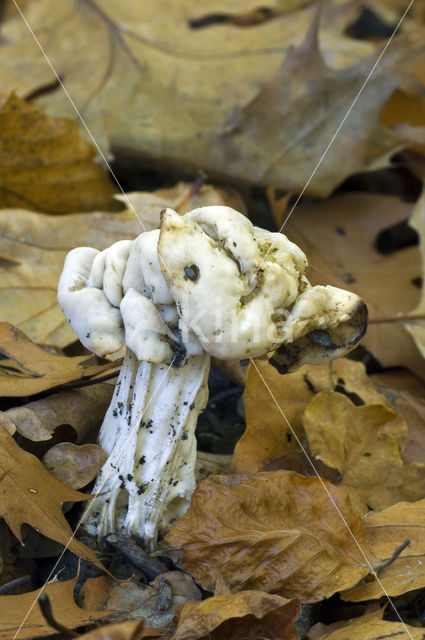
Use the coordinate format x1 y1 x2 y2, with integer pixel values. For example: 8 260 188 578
80 348 210 550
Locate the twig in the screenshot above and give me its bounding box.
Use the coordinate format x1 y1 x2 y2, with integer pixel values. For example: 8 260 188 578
175 170 207 212
38 593 79 638
374 539 410 572
105 534 168 580
0 575 31 595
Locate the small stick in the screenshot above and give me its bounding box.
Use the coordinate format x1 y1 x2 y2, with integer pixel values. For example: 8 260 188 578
105 534 168 580
0 575 31 595
175 170 207 212
38 593 79 638
374 539 410 572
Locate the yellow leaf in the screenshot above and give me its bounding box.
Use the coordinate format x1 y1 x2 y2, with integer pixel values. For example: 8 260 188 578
303 390 425 513
0 578 113 640
232 358 396 475
0 94 119 214
0 323 119 396
173 591 299 640
0 426 106 571
342 499 425 601
166 471 372 603
309 608 423 640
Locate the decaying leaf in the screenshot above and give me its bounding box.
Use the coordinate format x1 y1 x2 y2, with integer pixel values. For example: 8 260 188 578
232 358 398 475
0 426 104 571
166 471 372 602
342 499 425 601
303 390 425 513
284 192 425 378
308 608 423 639
42 442 107 489
78 620 163 640
0 383 113 442
404 189 425 360
0 93 118 214
0 323 119 396
3 0 422 194
0 182 245 346
0 578 112 640
173 590 299 640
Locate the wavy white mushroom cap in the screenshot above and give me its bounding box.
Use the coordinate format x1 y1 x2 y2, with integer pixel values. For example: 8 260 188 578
158 206 308 359
58 237 177 364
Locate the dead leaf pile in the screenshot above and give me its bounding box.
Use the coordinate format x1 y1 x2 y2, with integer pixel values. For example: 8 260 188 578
3 2 425 640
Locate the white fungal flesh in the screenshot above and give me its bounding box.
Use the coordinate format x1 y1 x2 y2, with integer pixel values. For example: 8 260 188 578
57 204 367 549
80 349 210 550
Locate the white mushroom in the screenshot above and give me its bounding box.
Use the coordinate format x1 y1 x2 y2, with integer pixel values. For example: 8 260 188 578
58 205 367 550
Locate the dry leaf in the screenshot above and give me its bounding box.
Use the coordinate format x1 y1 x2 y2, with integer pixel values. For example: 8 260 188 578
0 426 105 571
0 383 113 442
0 93 118 213
0 182 245 347
232 358 395 475
173 591 299 640
0 323 119 396
219 20 425 196
0 577 113 640
284 192 425 378
404 189 425 360
78 620 164 640
3 0 416 194
303 390 425 513
166 471 372 602
342 499 425 601
42 442 107 489
308 608 423 639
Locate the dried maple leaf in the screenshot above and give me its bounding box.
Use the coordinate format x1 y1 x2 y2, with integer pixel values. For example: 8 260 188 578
308 608 422 639
173 591 299 640
303 390 425 513
0 426 104 571
0 94 118 214
166 470 373 603
0 323 119 396
342 499 425 601
0 578 112 640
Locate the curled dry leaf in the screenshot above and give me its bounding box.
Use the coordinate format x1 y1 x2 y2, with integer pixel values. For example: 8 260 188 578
0 182 245 347
284 192 425 379
303 390 425 513
0 426 105 572
0 94 118 214
342 499 425 601
0 383 113 442
308 608 422 640
173 591 299 640
0 577 112 640
232 358 396 475
0 323 119 396
166 471 372 603
42 442 107 489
